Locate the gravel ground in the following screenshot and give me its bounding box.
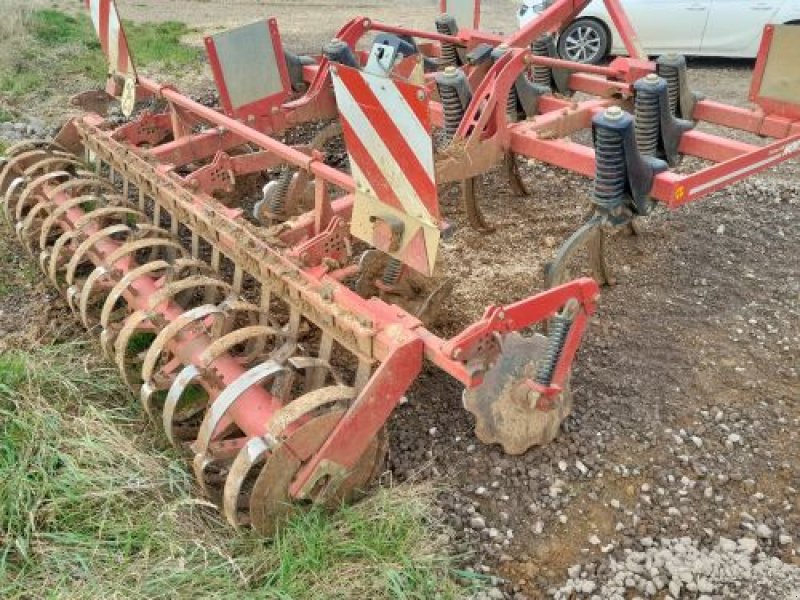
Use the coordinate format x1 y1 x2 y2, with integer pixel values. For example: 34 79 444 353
2 2 798 599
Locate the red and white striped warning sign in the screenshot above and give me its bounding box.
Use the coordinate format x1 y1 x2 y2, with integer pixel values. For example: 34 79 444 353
333 65 438 223
85 0 137 79
331 63 441 276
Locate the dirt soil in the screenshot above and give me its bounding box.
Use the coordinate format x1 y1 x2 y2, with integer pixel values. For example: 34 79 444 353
2 1 798 599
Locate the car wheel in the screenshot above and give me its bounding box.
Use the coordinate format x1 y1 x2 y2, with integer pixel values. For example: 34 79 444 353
557 18 610 64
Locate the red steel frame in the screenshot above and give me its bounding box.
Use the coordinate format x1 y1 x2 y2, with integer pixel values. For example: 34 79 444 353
118 1 800 218
72 110 602 496
59 0 799 502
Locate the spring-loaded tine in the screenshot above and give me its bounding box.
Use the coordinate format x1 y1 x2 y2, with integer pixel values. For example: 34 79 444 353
545 216 612 290
503 152 528 196
163 364 202 446
463 177 494 232
223 436 273 528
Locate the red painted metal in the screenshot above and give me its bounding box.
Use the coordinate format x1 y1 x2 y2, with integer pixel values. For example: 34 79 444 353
43 181 284 439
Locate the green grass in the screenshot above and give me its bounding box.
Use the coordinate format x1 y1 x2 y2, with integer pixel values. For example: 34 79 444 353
29 9 98 45
127 21 200 69
0 9 201 101
0 339 471 599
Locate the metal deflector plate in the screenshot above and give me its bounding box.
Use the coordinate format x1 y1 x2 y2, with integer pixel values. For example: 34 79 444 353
757 26 800 105
205 20 290 117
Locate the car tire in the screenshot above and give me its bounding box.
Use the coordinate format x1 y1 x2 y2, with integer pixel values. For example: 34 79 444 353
557 18 610 64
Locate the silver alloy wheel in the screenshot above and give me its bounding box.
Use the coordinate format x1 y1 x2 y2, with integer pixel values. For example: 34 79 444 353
563 24 603 62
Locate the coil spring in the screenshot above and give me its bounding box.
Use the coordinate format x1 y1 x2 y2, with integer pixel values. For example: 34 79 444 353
267 168 294 216
531 35 552 87
439 83 466 140
382 258 403 286
593 127 627 211
536 315 571 386
436 20 460 66
659 64 680 116
506 85 520 123
634 87 660 157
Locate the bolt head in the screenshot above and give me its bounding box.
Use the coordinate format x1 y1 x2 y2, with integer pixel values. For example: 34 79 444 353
444 65 457 76
604 106 624 121
644 73 660 84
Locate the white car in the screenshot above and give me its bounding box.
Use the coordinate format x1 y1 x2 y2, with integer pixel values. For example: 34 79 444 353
518 0 800 63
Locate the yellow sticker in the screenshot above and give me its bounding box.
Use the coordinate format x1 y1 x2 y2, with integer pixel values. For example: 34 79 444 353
674 185 686 202
121 77 136 118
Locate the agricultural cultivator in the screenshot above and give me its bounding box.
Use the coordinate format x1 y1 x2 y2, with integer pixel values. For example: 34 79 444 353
1 0 798 534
